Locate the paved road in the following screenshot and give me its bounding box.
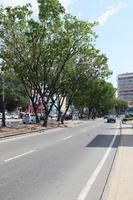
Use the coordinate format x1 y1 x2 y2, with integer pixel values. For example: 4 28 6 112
0 118 120 200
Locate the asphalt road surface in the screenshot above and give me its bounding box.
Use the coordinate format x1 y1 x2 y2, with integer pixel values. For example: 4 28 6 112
0 118 120 200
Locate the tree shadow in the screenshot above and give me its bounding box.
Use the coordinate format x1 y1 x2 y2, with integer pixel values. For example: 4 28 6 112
86 133 133 148
86 135 120 148
121 126 133 129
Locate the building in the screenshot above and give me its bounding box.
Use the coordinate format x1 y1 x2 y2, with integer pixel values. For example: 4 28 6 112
118 72 133 101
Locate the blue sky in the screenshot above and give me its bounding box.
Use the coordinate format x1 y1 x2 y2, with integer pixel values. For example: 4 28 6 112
0 0 132 87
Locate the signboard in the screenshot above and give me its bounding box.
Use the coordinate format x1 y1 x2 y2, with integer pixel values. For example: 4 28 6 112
128 101 133 107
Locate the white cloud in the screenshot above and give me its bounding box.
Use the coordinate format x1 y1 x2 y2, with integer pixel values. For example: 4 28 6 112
0 0 38 15
0 0 78 15
59 0 78 10
0 0 37 8
59 0 72 9
97 2 128 25
77 11 83 17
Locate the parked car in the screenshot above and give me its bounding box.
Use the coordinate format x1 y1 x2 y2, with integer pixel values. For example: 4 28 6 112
78 113 88 119
22 113 36 124
107 115 116 123
5 114 12 119
64 112 72 120
10 113 19 119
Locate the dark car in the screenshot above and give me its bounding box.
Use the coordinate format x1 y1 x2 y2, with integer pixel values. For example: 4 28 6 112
104 115 108 119
107 115 116 123
78 113 88 119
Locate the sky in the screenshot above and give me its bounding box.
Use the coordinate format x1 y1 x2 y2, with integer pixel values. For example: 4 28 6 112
0 0 132 87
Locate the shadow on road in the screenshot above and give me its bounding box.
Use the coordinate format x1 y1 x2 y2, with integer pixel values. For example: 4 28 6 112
86 135 120 148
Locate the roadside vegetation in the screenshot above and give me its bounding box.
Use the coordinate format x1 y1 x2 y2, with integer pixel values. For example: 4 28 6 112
122 113 133 123
0 0 120 127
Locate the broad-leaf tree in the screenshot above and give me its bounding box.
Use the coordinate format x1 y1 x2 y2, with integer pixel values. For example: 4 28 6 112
0 0 111 126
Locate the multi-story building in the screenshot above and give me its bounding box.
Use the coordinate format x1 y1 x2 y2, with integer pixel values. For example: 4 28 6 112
117 72 133 101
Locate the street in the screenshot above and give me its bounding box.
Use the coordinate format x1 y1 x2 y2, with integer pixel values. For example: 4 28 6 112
0 118 120 200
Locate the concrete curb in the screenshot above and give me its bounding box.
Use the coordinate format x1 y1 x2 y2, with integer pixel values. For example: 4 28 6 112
101 121 122 200
103 122 133 200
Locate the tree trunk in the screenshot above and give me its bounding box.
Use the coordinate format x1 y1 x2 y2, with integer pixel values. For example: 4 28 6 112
1 81 6 127
2 102 6 127
88 105 92 119
32 103 40 123
57 109 62 121
43 114 48 126
61 102 70 125
61 115 64 124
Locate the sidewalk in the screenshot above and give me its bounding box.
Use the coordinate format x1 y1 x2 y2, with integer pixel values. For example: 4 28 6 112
105 123 133 200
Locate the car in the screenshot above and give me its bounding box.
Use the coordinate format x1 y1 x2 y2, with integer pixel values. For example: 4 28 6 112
64 112 72 120
107 115 116 123
22 113 36 124
5 114 12 119
10 113 19 119
104 115 108 119
78 113 88 119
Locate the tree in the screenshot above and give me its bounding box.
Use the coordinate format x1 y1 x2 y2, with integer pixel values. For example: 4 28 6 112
0 1 111 126
73 79 116 117
0 70 28 111
0 62 29 126
115 99 128 114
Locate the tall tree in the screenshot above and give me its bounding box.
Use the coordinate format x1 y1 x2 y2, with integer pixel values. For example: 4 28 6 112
0 1 111 126
73 79 116 117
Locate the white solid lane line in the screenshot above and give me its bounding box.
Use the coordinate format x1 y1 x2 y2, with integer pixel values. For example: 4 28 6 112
4 150 36 162
62 136 72 141
77 123 119 200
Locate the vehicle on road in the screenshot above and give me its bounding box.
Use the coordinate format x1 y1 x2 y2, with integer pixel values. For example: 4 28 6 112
104 115 108 119
107 115 116 123
22 113 36 124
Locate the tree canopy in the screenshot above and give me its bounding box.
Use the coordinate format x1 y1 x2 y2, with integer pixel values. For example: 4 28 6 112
0 0 112 126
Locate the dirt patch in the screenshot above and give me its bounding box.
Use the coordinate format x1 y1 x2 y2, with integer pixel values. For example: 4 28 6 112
0 120 82 138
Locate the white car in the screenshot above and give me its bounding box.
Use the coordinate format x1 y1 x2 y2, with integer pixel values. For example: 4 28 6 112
22 113 36 124
10 113 19 119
